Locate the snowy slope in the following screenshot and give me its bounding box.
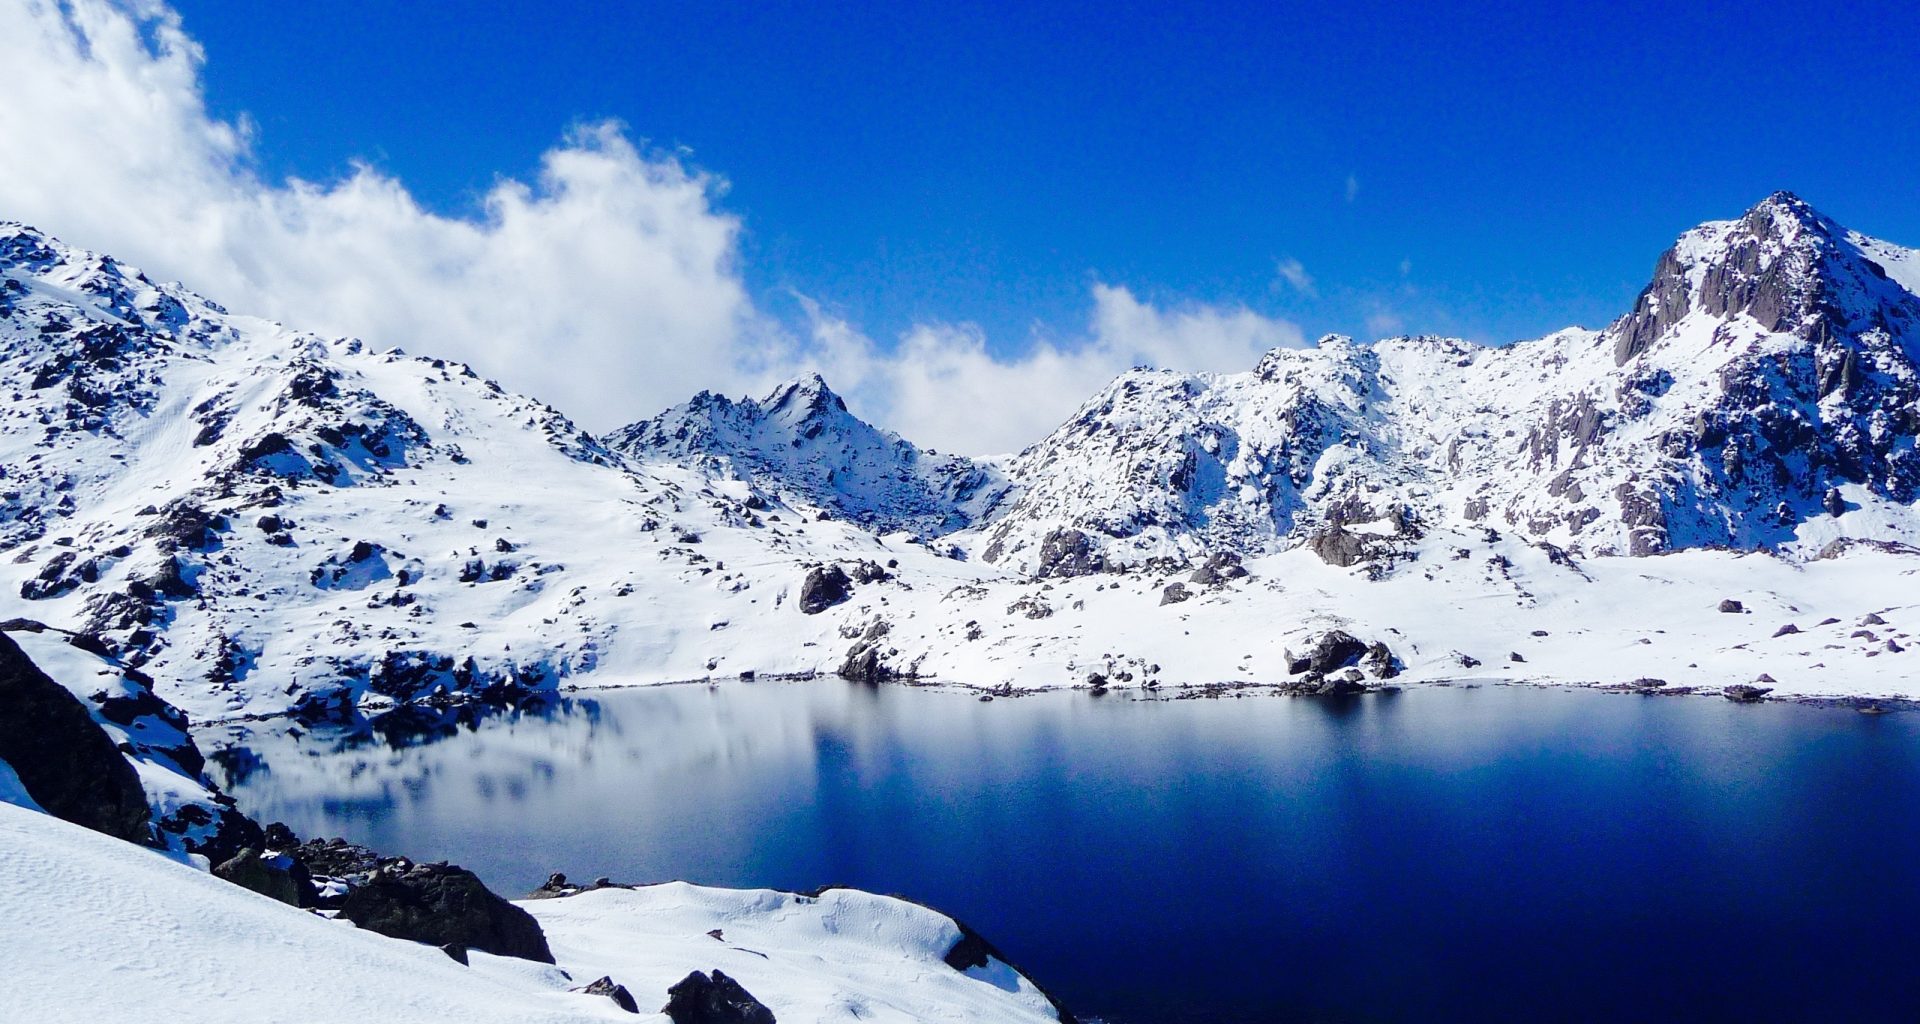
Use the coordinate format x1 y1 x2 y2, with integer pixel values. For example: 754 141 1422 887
608 372 1014 536
0 801 1066 1024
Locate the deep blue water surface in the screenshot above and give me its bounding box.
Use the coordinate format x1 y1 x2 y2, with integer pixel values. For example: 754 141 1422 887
208 683 1920 1023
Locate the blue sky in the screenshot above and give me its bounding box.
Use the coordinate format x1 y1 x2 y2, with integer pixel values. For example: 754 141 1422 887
169 0 1920 351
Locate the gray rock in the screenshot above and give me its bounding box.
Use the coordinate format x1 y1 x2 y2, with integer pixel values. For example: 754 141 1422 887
798 564 852 614
1285 630 1369 676
1033 528 1103 579
1158 582 1191 606
303 843 554 963
213 847 302 906
1360 642 1401 679
662 969 776 1024
1723 684 1773 703
1718 598 1744 613
581 976 639 1014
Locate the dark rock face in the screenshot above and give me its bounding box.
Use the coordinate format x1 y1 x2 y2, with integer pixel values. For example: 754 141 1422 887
798 564 853 614
293 837 552 962
582 976 640 1014
837 619 899 684
1724 684 1773 703
1306 523 1376 567
212 848 302 906
1719 598 1745 613
0 633 152 844
1188 551 1250 586
661 970 776 1024
1158 582 1191 606
1033 528 1103 579
1361 642 1401 679
1284 630 1369 676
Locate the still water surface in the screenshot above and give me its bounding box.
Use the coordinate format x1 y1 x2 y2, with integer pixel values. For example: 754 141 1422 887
207 683 1920 1023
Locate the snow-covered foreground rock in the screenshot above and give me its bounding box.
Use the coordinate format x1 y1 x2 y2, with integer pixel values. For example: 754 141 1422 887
2 190 1917 717
0 802 1068 1024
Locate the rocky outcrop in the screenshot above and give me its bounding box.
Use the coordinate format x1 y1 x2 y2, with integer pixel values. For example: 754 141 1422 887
212 847 303 906
837 619 900 684
293 836 553 962
580 976 639 1014
798 564 852 614
661 970 776 1024
1284 631 1369 676
1032 528 1104 579
0 632 152 845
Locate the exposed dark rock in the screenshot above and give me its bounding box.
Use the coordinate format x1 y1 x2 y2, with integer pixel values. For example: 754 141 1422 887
0 633 152 844
441 943 469 966
1033 528 1104 579
292 838 553 962
1284 630 1368 676
1772 623 1801 637
1307 523 1381 567
662 970 777 1024
837 619 898 684
1158 582 1191 606
581 976 640 1013
212 847 302 906
1360 642 1401 679
1862 613 1888 625
1719 598 1745 613
1724 684 1773 703
1188 551 1249 586
798 564 852 614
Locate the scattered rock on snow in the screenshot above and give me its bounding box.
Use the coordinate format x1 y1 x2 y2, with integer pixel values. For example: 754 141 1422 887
1723 684 1773 703
1718 598 1744 613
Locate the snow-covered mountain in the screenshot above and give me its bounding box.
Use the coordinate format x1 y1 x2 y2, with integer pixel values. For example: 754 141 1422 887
3 193 1918 719
608 373 1013 537
974 192 1920 574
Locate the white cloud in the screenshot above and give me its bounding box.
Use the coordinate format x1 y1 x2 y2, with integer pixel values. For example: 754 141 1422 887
0 0 755 430
1273 257 1317 297
787 285 1303 454
1345 174 1360 202
0 0 1307 455
1399 258 1412 277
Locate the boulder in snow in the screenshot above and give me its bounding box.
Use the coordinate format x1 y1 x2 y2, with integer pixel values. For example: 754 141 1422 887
661 969 776 1024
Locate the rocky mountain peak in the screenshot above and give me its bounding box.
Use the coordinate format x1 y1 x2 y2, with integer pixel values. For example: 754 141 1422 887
1609 192 1914 366
610 373 1013 536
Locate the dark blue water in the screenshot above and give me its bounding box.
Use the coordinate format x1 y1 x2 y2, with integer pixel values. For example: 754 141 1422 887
206 683 1920 1023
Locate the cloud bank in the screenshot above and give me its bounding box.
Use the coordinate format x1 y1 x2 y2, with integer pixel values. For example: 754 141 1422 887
0 0 1305 454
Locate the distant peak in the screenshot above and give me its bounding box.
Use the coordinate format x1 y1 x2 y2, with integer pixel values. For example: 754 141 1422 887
762 371 847 418
1739 190 1835 239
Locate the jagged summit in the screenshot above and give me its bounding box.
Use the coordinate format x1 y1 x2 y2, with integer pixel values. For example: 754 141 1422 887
966 193 1920 572
1609 191 1918 366
608 373 1014 535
